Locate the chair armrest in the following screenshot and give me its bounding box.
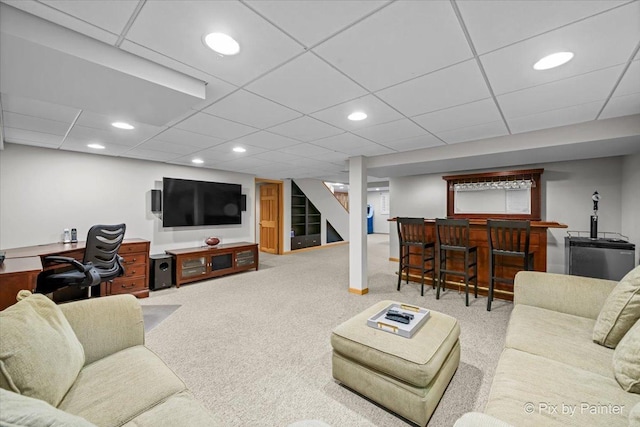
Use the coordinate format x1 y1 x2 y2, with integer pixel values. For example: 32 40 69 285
514 271 617 319
44 255 89 272
59 294 144 365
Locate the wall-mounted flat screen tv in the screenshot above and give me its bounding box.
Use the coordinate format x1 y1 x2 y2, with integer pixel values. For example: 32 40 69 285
162 177 242 227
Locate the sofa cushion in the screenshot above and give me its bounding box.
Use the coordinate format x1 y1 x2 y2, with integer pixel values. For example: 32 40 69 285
630 402 640 426
0 293 85 407
613 319 640 393
0 388 96 427
58 345 186 427
122 391 223 427
485 348 640 427
506 304 614 377
593 265 640 348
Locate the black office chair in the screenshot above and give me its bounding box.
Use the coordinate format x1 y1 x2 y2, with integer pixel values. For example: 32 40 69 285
396 217 436 296
487 219 532 311
435 218 478 306
36 224 126 295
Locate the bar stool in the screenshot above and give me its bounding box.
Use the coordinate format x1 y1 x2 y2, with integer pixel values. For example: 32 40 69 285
396 217 436 296
487 219 533 311
435 218 477 306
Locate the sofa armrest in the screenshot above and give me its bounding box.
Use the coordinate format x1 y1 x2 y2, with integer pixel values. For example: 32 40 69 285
453 412 515 427
59 294 144 365
514 271 617 319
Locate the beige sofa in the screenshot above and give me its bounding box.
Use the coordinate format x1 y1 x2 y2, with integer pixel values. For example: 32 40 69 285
0 292 221 427
456 270 640 427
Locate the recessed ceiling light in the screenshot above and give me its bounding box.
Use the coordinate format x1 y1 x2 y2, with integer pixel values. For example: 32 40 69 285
376 188 380 191
204 32 240 56
232 146 246 153
348 111 367 121
87 143 105 150
192 158 204 164
111 122 135 130
533 52 574 70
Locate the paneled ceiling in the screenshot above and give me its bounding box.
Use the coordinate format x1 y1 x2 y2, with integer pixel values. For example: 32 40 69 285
1 0 639 183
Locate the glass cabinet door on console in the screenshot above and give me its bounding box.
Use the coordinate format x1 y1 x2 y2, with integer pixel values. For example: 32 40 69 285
235 249 256 268
180 256 207 279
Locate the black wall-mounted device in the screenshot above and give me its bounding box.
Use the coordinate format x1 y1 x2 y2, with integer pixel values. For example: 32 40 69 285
241 194 247 212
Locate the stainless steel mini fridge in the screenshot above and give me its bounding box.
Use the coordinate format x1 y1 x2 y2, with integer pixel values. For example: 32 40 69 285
565 236 636 281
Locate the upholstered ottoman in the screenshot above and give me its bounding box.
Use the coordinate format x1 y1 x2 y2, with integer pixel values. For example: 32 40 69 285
331 300 460 426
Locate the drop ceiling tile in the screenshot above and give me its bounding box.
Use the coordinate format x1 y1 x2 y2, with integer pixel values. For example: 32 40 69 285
412 98 500 133
213 156 272 172
508 101 601 134
155 127 225 149
230 131 299 150
75 110 163 136
350 144 396 157
125 1 304 86
246 53 367 114
120 148 181 162
3 127 62 147
175 112 256 140
41 0 139 35
308 151 350 164
2 0 118 44
376 60 490 117
1 93 80 123
63 125 147 148
613 60 640 97
599 92 640 120
267 116 343 142
246 0 387 47
382 134 444 151
310 94 403 131
434 121 508 144
312 133 374 152
248 163 295 178
457 0 626 54
60 139 131 156
251 150 304 163
481 2 640 95
352 119 428 144
3 112 71 136
204 140 268 157
203 90 302 129
314 0 471 91
292 157 343 171
136 138 203 155
278 143 338 158
497 65 623 119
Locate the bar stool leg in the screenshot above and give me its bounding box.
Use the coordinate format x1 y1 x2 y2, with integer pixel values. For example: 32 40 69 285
420 246 425 297
464 251 469 307
487 253 494 311
397 245 403 292
473 251 478 299
436 250 444 299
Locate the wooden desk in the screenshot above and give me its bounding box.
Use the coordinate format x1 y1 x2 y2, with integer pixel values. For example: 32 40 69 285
389 219 567 301
0 239 150 311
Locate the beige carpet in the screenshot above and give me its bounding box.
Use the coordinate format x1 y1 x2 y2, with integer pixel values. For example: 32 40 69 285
140 234 512 426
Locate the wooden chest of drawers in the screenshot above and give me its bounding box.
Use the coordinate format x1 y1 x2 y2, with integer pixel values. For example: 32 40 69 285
102 240 150 298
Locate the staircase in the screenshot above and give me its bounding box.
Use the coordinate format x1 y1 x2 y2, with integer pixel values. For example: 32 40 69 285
293 179 349 244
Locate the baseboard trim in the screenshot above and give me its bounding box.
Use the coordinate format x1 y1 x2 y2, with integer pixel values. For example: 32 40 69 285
348 287 369 295
389 257 399 262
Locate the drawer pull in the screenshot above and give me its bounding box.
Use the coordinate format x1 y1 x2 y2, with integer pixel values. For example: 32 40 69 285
125 258 137 264
121 283 136 289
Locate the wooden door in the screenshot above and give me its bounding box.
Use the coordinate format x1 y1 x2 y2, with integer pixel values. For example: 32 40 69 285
259 184 279 254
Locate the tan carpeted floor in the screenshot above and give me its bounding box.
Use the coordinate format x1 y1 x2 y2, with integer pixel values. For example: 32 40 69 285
140 234 512 426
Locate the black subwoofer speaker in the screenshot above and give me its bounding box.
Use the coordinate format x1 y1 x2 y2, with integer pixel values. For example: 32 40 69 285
149 254 173 290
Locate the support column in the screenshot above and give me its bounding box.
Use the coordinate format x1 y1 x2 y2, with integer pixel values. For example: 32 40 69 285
348 156 368 295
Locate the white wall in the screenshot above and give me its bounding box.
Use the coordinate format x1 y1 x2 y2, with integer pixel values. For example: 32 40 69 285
367 191 390 234
389 156 630 273
0 144 255 253
622 153 640 265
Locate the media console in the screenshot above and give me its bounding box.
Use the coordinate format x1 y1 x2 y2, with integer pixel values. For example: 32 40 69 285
165 242 258 287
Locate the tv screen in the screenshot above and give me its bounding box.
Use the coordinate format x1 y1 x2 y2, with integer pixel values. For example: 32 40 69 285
162 177 242 227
